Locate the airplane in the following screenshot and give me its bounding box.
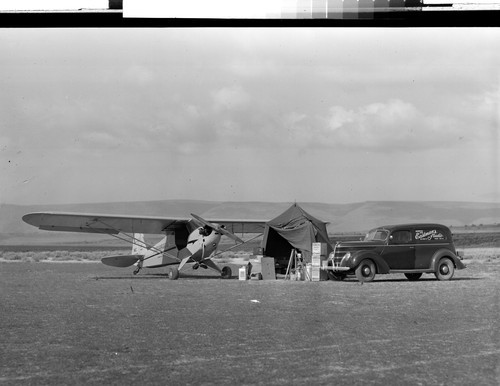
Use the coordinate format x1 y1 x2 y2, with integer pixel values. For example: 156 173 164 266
22 212 267 279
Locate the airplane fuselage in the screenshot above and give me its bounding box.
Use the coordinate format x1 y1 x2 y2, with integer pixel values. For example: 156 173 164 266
184 226 222 262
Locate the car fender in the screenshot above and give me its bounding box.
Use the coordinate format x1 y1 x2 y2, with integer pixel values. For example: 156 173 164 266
350 251 390 274
430 249 466 270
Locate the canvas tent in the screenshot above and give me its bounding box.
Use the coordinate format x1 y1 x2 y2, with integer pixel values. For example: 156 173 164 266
262 203 333 267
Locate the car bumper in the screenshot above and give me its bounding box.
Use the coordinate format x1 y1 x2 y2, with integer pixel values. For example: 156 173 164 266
324 266 350 272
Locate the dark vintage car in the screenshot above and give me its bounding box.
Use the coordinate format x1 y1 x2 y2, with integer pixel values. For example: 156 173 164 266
327 223 466 282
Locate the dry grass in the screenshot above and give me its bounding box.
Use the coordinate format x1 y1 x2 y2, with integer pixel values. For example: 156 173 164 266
0 250 127 263
460 247 500 262
2 247 499 264
1 260 498 385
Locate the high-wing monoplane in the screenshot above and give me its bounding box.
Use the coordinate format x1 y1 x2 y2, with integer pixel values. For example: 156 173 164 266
22 212 266 279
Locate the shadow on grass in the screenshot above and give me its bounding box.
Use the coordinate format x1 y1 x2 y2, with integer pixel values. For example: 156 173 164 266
93 275 167 280
339 276 484 283
93 273 236 280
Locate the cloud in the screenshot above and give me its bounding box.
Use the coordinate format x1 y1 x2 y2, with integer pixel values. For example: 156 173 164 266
124 65 156 86
324 99 429 150
81 131 117 147
211 86 250 111
274 93 498 153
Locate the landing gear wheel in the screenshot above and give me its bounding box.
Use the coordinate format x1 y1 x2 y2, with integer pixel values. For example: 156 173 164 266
355 259 376 283
169 267 180 280
327 271 346 281
405 273 422 281
221 266 232 279
435 258 454 281
133 268 141 275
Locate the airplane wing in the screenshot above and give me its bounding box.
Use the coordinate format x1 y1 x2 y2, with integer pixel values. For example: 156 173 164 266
22 212 268 235
22 212 193 234
203 219 267 234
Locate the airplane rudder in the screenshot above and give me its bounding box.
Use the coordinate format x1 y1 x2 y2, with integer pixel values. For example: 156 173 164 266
132 233 147 255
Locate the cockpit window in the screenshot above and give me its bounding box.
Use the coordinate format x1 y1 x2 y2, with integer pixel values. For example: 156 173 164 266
364 229 389 241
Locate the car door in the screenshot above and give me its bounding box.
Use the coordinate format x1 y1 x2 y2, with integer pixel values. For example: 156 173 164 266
381 229 416 270
414 227 448 269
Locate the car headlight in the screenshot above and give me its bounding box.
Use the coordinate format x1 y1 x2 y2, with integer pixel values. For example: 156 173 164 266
340 252 351 265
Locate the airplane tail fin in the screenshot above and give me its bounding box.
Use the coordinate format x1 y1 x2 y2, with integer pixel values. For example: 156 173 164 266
132 233 148 255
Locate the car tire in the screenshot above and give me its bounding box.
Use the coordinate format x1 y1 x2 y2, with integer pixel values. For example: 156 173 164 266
404 273 422 281
435 258 455 281
355 259 376 282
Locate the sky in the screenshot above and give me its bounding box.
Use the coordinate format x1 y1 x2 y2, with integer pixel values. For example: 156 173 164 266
0 27 499 205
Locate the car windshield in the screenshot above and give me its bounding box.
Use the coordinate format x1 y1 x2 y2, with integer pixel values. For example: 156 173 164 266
364 229 389 241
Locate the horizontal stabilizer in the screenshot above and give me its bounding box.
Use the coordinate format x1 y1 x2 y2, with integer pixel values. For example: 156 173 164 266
101 255 143 268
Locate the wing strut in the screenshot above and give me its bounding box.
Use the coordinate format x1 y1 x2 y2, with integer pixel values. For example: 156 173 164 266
209 233 263 259
85 219 179 261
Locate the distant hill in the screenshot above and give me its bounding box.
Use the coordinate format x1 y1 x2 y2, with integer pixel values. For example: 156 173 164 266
1 200 499 245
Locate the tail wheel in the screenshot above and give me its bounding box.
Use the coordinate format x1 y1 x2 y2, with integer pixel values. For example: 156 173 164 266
221 266 232 279
169 267 180 280
405 273 422 281
435 258 455 281
355 259 376 283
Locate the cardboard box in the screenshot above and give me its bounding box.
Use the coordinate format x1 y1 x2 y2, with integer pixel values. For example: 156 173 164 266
311 254 323 267
311 266 327 281
311 267 321 281
260 257 276 280
312 242 327 256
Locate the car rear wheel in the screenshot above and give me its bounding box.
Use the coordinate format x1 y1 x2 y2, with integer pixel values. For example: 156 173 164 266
404 273 422 281
355 259 376 282
435 258 455 281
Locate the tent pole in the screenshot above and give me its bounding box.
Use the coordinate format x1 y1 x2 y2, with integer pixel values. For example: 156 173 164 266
284 249 295 280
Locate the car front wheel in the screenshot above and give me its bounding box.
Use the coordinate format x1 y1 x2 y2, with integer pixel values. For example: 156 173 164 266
435 258 455 281
355 259 376 282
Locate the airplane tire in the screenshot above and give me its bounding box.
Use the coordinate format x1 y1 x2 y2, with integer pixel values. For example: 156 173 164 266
221 266 232 279
169 267 180 280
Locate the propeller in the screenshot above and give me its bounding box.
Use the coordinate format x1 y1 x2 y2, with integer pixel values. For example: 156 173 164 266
190 213 243 243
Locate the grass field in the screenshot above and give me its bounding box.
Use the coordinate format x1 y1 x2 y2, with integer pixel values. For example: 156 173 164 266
0 249 499 385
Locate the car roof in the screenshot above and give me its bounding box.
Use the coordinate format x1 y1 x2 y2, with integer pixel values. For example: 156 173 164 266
376 223 450 231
